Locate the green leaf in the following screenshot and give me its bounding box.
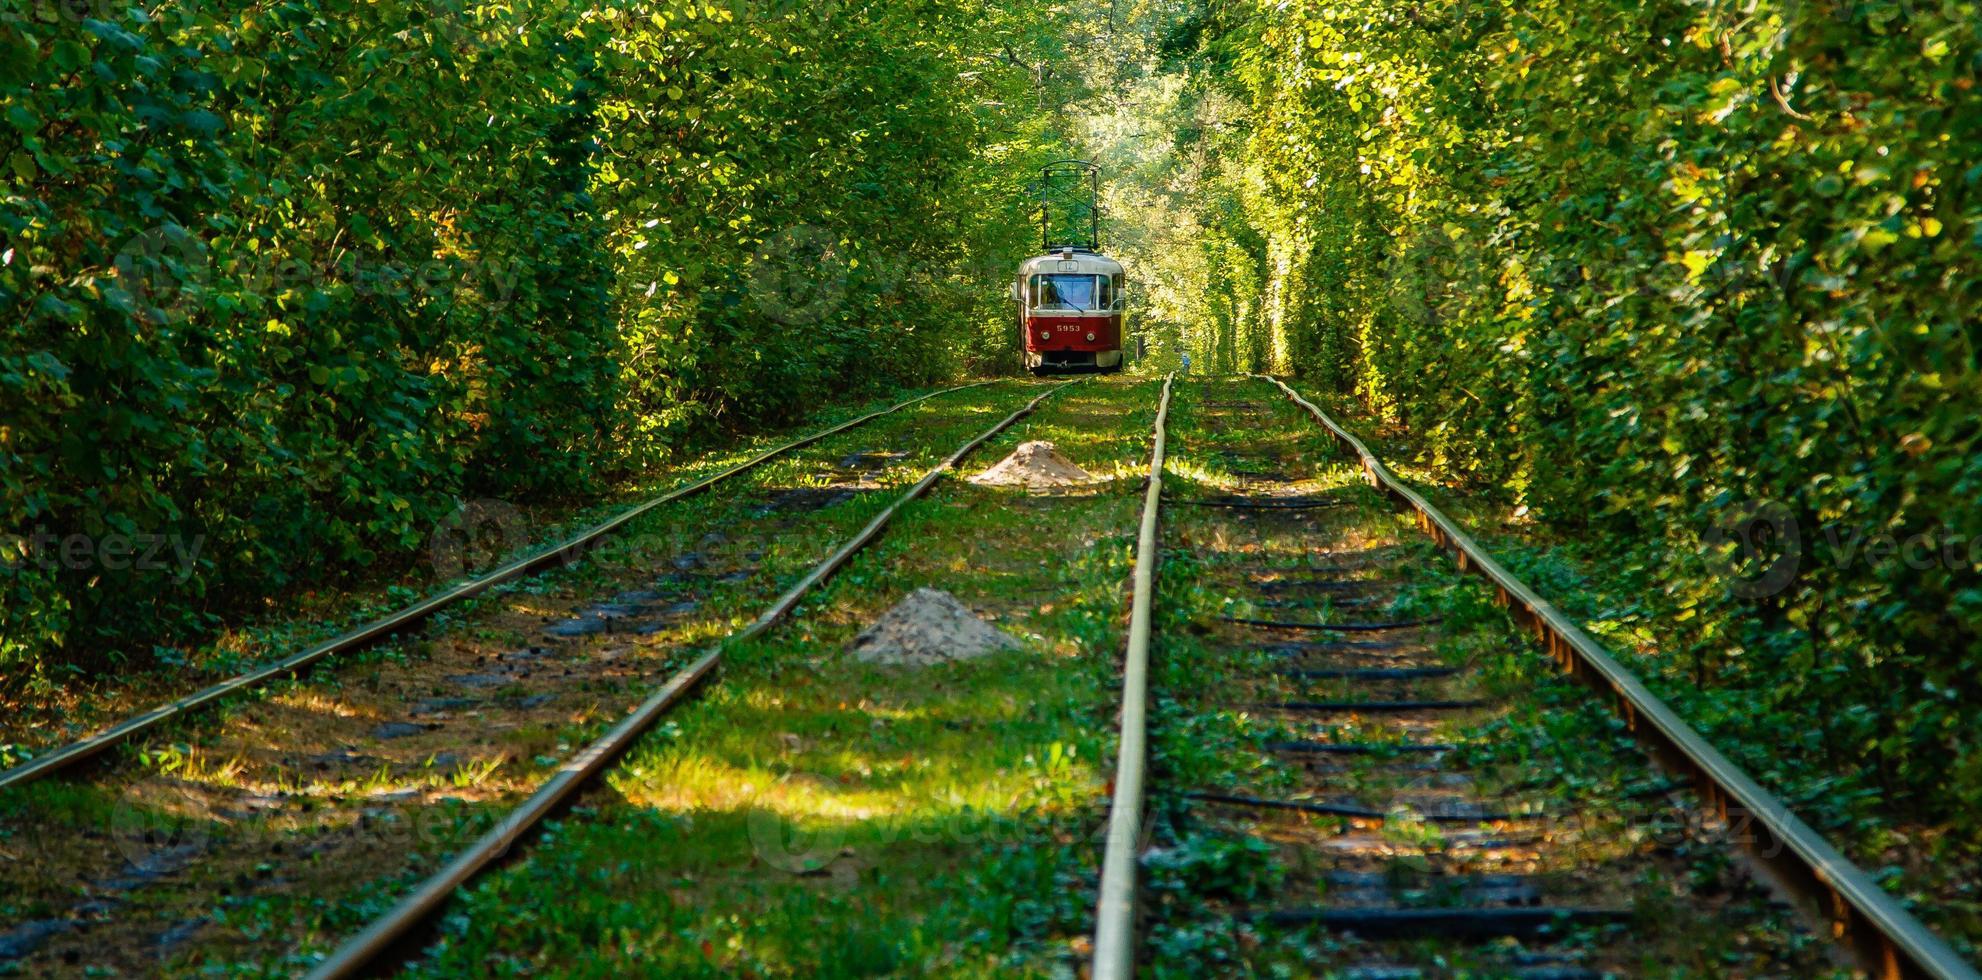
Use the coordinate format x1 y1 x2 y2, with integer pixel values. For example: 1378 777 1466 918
181 109 224 135
51 40 89 73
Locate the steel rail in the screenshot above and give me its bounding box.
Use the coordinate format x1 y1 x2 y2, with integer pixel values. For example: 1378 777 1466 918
1090 373 1173 980
0 383 999 794
305 380 1077 980
1257 374 1978 980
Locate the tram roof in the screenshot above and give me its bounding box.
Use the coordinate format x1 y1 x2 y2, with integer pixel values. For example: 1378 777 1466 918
1020 250 1123 276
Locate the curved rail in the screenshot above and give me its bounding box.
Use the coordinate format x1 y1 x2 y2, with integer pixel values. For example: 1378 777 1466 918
1090 374 1172 980
0 383 996 793
1257 374 1977 980
306 381 1077 979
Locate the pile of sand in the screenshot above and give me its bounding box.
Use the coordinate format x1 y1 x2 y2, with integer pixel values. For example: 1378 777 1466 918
849 588 1019 667
967 440 1096 489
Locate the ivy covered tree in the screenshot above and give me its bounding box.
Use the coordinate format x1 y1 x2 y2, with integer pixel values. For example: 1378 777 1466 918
0 0 1086 683
1148 0 1981 827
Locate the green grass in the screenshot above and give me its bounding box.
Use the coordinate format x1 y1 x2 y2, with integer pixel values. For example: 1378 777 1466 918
0 383 1077 977
1132 378 1831 977
369 379 1163 977
0 383 1010 759
1287 381 1982 958
47 375 1834 976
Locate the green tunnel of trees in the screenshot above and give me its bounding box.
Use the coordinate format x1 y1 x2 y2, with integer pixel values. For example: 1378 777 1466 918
6 0 1982 840
3 0 1075 683
1150 0 1981 830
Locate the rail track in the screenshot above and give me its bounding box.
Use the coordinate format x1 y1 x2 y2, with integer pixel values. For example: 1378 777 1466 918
1092 378 1978 978
0 380 1060 974
301 380 1075 977
5 375 1974 977
0 382 995 795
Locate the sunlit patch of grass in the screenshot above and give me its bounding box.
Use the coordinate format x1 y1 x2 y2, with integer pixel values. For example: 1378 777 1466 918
0 383 1055 977
141 384 1049 969
1 383 1034 765
133 741 252 788
267 688 369 721
363 378 1156 977
1163 455 1233 490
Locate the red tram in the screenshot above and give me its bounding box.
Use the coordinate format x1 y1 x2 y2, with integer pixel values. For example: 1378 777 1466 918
1015 161 1126 375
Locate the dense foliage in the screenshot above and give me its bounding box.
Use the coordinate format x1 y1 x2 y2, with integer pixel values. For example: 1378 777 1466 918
2 0 618 678
1156 0 1981 821
1 0 1081 681
13 0 1973 844
595 1 1053 435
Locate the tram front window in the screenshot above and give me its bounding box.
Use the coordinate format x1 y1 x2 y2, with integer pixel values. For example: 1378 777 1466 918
1031 274 1100 311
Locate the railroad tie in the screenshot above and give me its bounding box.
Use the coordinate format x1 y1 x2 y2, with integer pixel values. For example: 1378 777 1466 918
1181 790 1512 823
1278 667 1460 681
1266 740 1460 755
1320 871 1545 906
1304 959 1601 980
1224 616 1440 632
1257 594 1386 610
1256 906 1632 939
1342 829 1547 852
1175 497 1348 510
1263 699 1486 713
1181 789 1383 819
1249 579 1396 595
1254 639 1411 656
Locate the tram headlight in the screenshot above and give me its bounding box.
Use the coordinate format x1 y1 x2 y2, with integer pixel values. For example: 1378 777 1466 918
1038 331 1050 341
1085 331 1096 341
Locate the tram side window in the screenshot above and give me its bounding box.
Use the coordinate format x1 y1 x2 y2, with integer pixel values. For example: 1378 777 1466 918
1096 276 1112 310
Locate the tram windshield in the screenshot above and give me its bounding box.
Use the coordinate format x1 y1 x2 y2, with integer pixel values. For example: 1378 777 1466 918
1029 274 1116 312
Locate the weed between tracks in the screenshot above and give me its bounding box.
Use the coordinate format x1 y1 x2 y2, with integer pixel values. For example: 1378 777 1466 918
383 378 1158 977
1137 379 1834 977
0 386 993 759
0 377 1865 977
1294 384 1982 959
0 382 1045 976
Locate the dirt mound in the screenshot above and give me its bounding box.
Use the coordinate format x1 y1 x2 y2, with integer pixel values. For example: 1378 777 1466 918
967 440 1096 488
849 588 1019 667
